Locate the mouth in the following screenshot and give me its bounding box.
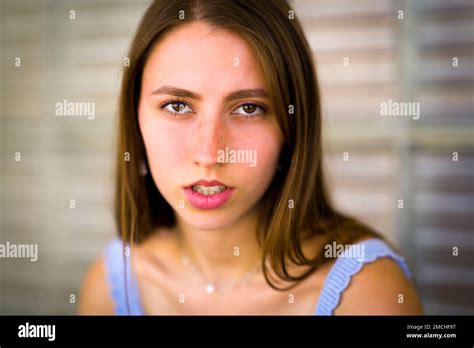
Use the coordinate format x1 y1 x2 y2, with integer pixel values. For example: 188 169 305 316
183 180 234 210
191 185 227 195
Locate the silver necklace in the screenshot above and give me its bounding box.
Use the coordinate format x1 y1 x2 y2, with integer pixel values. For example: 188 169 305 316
180 254 262 295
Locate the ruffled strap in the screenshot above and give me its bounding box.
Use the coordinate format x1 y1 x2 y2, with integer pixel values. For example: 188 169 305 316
314 239 413 315
104 238 144 315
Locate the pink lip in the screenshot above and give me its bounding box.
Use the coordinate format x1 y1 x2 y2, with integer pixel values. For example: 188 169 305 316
183 180 234 210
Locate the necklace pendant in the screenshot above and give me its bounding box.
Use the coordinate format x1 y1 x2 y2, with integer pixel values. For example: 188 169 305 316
205 283 215 294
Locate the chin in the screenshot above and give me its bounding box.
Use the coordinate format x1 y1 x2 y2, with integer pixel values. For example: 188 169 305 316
176 209 242 231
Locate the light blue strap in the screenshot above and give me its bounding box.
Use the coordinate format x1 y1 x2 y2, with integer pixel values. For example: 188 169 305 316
314 239 413 315
104 238 144 315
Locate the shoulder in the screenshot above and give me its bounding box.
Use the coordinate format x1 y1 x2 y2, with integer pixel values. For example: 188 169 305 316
334 239 424 315
78 254 115 315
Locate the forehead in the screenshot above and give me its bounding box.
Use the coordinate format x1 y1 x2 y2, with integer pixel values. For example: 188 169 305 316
142 21 267 93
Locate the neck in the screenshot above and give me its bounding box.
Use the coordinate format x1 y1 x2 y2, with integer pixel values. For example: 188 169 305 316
175 210 262 283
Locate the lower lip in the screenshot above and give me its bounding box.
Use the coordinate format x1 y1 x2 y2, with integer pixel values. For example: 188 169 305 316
183 187 234 210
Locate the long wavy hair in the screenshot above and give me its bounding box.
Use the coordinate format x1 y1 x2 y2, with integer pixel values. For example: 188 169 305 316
115 0 380 293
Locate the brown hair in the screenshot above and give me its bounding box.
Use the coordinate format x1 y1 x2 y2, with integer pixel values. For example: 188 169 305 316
115 0 380 292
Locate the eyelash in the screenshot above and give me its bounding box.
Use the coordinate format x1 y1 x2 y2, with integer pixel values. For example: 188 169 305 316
159 98 268 118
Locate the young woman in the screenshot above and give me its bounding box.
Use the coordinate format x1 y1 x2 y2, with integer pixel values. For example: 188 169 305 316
79 0 423 315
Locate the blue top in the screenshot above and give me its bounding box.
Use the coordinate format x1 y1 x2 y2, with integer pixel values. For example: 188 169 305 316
104 238 413 315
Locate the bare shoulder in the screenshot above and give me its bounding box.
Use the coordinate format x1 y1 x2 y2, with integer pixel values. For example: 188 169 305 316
334 250 424 315
78 255 115 315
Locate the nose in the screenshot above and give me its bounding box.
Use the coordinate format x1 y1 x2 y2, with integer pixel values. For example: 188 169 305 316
193 115 228 169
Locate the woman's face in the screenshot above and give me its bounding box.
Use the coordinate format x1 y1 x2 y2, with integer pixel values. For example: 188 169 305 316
138 22 284 230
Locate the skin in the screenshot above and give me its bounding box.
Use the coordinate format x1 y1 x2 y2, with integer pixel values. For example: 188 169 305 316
137 21 283 283
78 22 424 315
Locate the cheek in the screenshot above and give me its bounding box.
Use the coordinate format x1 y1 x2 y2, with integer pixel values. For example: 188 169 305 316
253 138 280 171
233 125 283 185
138 116 192 201
139 114 188 170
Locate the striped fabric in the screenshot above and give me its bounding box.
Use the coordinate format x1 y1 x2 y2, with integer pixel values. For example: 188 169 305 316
105 239 144 315
315 238 413 315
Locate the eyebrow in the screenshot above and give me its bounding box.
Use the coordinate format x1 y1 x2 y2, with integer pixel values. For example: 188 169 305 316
150 85 269 103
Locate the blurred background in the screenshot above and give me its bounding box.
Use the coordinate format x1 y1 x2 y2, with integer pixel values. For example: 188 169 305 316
1 0 473 314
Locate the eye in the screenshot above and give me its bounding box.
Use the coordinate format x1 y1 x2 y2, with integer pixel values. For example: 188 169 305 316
233 103 267 117
160 100 193 115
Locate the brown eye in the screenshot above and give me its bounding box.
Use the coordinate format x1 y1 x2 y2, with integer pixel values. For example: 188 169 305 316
242 104 257 113
233 103 267 117
161 101 193 115
171 102 186 112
